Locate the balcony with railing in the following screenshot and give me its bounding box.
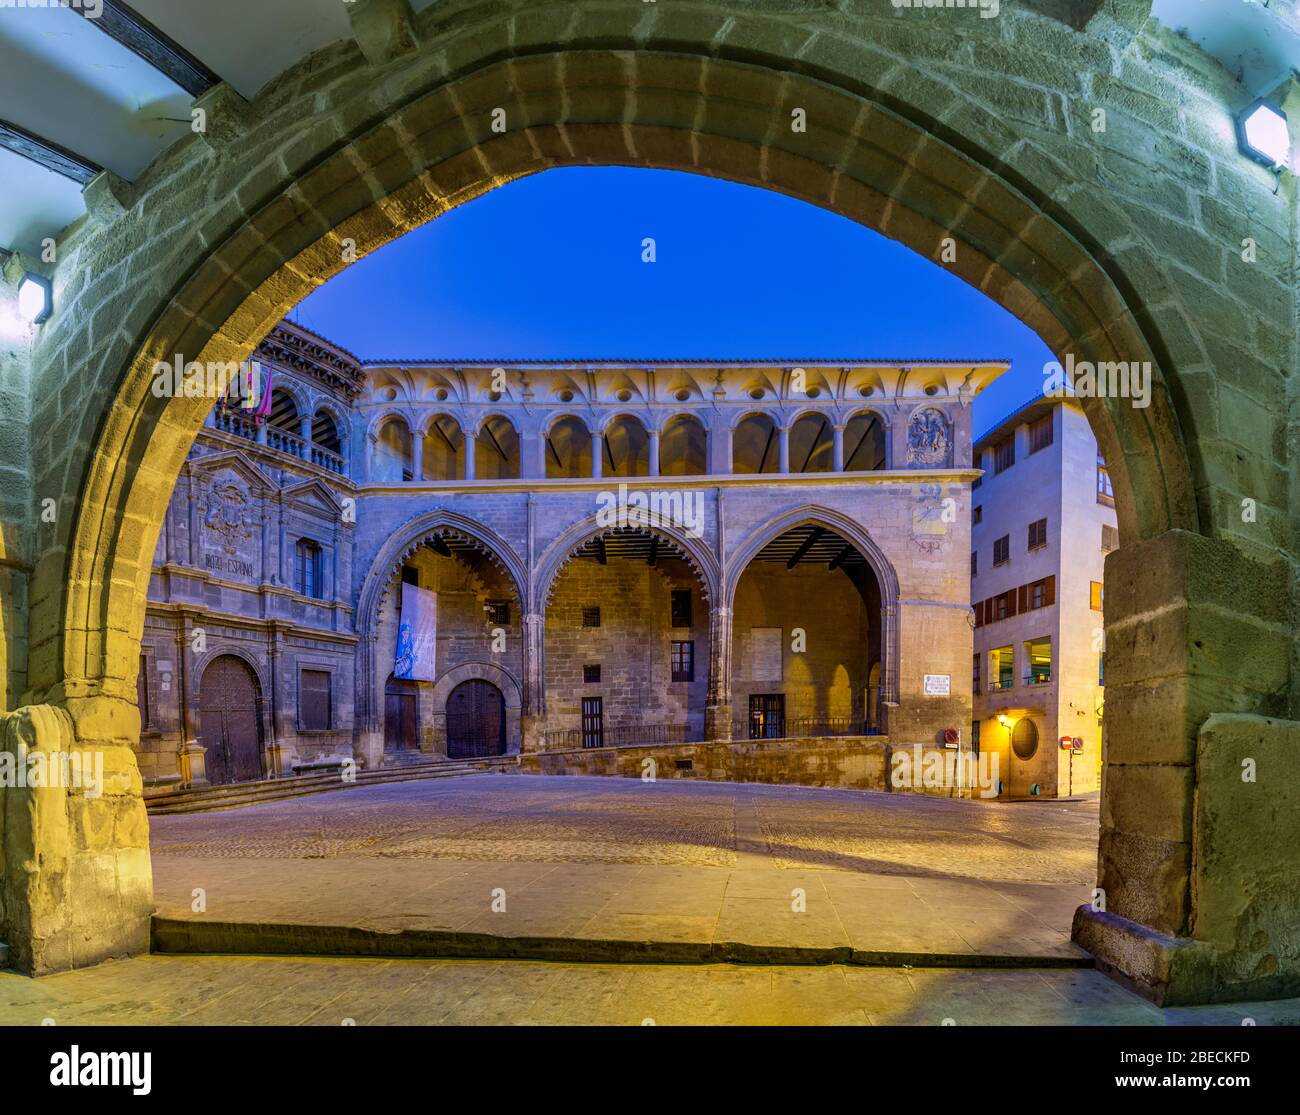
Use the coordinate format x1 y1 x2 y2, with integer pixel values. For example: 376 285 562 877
211 407 347 475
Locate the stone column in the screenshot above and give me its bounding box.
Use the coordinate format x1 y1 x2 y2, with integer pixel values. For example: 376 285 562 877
648 429 661 477
1071 529 1295 1006
411 430 425 481
832 423 845 471
175 621 207 787
710 422 732 475
520 611 546 752
0 702 153 975
777 425 790 473
704 605 733 740
299 413 312 451
591 431 604 479
463 431 477 481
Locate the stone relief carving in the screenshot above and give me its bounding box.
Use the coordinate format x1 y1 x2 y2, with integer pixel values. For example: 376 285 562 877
906 407 951 468
202 479 258 556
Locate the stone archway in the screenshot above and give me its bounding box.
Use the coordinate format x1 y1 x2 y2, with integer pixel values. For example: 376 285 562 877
432 662 522 757
5 6 1292 1002
353 509 527 767
723 505 901 733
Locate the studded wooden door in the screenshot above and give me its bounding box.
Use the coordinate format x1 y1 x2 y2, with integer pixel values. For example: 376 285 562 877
198 655 264 784
445 679 506 758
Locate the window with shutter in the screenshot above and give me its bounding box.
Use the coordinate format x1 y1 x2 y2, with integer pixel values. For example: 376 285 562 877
300 669 331 730
670 590 692 628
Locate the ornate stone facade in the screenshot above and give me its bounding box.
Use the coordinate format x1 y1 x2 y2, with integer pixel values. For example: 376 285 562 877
136 322 1001 788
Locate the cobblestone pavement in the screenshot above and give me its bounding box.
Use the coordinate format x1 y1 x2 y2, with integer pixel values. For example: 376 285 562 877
3 955 1297 1026
150 775 1099 959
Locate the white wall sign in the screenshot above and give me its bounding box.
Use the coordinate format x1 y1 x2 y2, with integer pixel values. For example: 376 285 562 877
923 674 951 697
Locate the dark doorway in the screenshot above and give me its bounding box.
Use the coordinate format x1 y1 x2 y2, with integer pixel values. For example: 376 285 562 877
385 676 419 751
748 693 786 739
581 696 604 749
198 655 264 784
446 678 506 758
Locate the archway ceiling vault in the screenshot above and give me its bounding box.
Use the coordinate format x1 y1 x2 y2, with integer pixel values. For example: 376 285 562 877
0 0 1293 259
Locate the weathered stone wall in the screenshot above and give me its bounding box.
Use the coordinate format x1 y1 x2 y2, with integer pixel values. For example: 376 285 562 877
0 705 151 974
544 556 708 738
0 276 32 716
732 564 870 727
518 735 989 799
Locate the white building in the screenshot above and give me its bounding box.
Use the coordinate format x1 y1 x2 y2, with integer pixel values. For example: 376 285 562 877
970 396 1116 798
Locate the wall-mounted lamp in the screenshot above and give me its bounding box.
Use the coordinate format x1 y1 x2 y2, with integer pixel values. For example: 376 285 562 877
17 272 52 324
996 714 1012 728
1236 99 1291 168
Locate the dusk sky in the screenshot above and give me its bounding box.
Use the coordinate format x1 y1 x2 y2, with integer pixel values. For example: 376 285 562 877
293 166 1055 437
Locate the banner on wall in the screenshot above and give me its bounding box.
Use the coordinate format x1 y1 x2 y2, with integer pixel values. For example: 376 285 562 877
394 583 437 681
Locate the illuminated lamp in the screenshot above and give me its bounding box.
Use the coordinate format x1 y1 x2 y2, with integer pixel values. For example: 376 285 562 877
18 272 52 324
1236 99 1290 168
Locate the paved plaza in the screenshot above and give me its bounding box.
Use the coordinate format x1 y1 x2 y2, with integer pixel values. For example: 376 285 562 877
150 774 1099 961
3 954 1297 1027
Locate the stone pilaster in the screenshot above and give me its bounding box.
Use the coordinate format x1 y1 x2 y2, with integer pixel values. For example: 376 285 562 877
704 606 733 740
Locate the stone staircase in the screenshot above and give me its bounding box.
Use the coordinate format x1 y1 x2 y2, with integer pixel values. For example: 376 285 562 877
145 755 516 816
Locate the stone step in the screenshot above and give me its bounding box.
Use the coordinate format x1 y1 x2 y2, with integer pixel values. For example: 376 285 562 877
146 758 516 816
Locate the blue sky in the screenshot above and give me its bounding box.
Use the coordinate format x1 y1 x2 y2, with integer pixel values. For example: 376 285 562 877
292 166 1053 437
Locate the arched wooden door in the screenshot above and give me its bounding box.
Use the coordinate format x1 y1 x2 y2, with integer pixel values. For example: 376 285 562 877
385 676 419 751
198 655 264 784
445 679 506 758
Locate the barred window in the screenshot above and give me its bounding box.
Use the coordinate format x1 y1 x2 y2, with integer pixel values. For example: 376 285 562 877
582 607 601 628
487 600 510 626
671 640 695 683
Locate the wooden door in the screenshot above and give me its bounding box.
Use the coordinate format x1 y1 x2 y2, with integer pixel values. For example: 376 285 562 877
384 678 419 750
446 679 506 758
198 655 263 784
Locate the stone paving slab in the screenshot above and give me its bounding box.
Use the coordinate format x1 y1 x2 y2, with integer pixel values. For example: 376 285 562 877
3 955 1298 1027
149 775 1100 964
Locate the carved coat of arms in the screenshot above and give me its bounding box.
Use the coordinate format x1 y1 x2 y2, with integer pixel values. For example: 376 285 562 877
203 481 257 555
907 408 951 467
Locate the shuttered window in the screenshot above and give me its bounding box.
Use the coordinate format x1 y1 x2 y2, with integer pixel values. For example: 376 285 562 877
300 669 331 730
993 436 1015 474
993 535 1010 566
1028 414 1053 454
296 539 323 599
1027 517 1048 550
670 590 693 628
